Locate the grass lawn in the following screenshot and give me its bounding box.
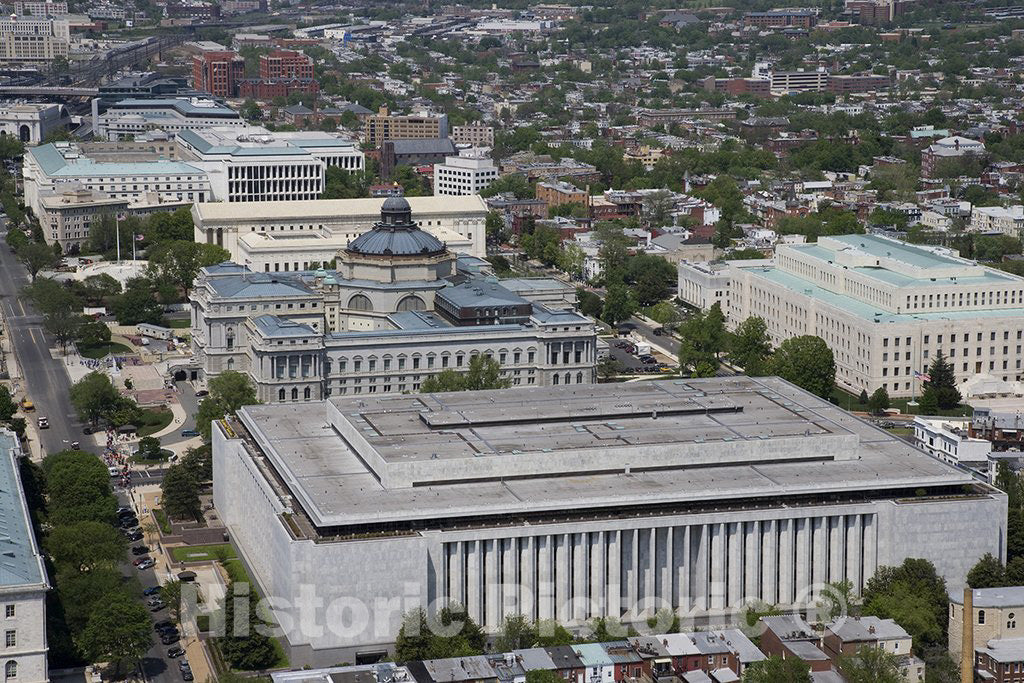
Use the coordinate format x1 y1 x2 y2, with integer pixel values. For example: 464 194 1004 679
829 386 971 417
79 341 133 359
222 558 252 585
887 427 914 437
170 543 237 563
153 508 172 535
137 407 173 437
165 318 190 329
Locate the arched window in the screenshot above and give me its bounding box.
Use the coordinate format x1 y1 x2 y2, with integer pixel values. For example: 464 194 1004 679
553 374 560 385
227 358 234 370
564 372 571 385
304 387 311 400
291 388 298 401
348 294 373 311
278 388 285 401
979 610 986 624
6 660 16 679
397 295 426 312
576 372 583 384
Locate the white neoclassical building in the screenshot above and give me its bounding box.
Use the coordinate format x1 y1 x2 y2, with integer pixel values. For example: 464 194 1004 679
189 197 595 401
680 235 1024 398
192 195 487 264
212 376 1005 667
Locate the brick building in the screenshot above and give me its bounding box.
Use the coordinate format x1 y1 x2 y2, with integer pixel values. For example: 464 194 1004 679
192 50 244 98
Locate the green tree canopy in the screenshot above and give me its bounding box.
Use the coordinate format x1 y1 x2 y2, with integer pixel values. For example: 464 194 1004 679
195 370 260 441
46 521 124 572
920 351 961 410
837 645 903 683
146 240 230 297
862 558 948 651
420 355 512 393
772 335 836 398
69 372 121 427
678 303 726 375
742 655 811 682
79 592 152 674
18 241 58 281
161 463 201 522
728 316 771 376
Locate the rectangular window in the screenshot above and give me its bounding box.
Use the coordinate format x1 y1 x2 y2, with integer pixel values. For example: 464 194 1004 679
5 630 15 647
4 606 12 619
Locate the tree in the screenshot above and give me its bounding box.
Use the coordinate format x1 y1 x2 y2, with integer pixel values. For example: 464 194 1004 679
137 436 163 460
601 283 634 327
525 671 563 683
160 580 183 621
967 553 1008 588
161 462 201 521
45 312 86 353
862 558 948 651
195 371 259 441
394 605 486 662
858 389 869 405
819 579 856 621
837 646 903 683
219 580 279 670
597 355 621 381
77 318 112 348
495 613 537 652
642 189 675 228
742 655 811 682
46 521 124 572
868 387 890 415
147 241 230 297
111 285 163 325
920 352 961 410
69 372 121 427
18 241 57 281
420 356 511 393
534 619 574 646
626 254 675 306
678 303 726 375
79 592 152 674
577 289 603 318
772 336 836 398
728 316 771 376
0 386 15 423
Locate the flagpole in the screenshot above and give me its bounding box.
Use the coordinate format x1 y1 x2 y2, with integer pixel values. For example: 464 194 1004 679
115 214 121 264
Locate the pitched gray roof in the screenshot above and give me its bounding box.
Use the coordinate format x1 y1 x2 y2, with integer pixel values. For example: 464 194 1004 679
0 431 47 588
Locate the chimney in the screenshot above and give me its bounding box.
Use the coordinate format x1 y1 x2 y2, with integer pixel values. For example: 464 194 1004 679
961 587 974 683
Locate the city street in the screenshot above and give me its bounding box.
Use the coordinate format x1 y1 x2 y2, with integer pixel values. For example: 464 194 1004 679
0 223 92 457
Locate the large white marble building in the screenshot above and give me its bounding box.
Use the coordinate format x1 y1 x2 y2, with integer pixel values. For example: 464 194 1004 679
191 195 488 262
95 98 246 141
0 431 49 683
212 376 1005 667
189 197 593 400
682 235 1024 398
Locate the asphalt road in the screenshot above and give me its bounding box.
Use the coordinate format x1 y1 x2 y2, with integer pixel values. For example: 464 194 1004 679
0 225 93 457
119 486 185 683
1 225 183 682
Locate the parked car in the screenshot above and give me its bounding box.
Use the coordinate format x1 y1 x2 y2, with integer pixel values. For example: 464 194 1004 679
161 633 180 645
180 429 200 438
83 426 94 435
154 620 174 631
179 661 191 672
137 558 156 570
132 557 150 567
167 647 185 658
143 586 162 596
108 466 120 477
70 441 80 450
194 390 209 397
181 671 193 681
131 546 149 556
149 602 166 612
119 516 139 529
37 417 48 429
126 531 144 542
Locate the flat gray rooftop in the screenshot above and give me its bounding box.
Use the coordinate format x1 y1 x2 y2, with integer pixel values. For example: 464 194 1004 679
234 377 978 530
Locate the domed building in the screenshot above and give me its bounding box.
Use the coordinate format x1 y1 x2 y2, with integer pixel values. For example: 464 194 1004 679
323 197 458 331
190 199 599 404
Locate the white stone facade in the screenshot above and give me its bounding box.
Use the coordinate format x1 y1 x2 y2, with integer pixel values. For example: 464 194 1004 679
724 235 1024 398
192 196 487 259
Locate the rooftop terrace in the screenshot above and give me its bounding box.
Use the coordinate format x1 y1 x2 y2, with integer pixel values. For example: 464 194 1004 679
230 377 981 531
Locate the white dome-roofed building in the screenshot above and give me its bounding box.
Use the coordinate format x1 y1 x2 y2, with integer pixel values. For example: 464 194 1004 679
329 196 457 330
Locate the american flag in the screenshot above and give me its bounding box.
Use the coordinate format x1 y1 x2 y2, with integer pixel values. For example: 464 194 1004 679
914 370 931 381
